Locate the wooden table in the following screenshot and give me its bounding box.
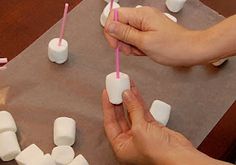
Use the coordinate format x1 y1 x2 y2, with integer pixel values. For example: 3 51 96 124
0 0 235 163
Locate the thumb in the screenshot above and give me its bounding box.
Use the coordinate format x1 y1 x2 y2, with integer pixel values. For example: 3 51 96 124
122 90 146 126
106 21 142 48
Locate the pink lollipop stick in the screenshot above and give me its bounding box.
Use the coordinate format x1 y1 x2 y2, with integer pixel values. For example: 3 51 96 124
0 58 8 64
114 9 120 79
58 3 69 46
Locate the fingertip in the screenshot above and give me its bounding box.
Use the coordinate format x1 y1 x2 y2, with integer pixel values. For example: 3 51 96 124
130 80 136 88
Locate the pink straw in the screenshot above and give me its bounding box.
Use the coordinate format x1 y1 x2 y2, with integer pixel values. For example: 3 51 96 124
114 9 120 79
58 3 69 46
0 58 8 64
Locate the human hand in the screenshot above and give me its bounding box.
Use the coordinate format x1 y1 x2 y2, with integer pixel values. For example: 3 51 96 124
104 7 210 66
102 82 229 165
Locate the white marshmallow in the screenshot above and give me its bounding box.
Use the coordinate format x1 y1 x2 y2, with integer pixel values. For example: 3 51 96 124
164 13 177 22
150 100 171 126
100 2 120 27
34 154 56 165
54 117 76 146
0 111 17 133
136 5 143 8
106 72 130 105
15 144 44 165
68 154 89 165
48 38 68 64
166 0 187 13
212 58 228 67
51 146 75 165
104 0 119 3
0 131 21 161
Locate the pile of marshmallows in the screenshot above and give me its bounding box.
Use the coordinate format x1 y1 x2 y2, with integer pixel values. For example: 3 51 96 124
0 111 89 165
100 0 228 67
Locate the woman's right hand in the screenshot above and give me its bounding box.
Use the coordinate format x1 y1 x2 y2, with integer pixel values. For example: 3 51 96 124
104 7 213 66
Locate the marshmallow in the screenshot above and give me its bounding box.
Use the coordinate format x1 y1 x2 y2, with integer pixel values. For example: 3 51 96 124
34 154 56 165
68 154 89 165
51 146 75 165
212 58 228 67
136 5 143 8
166 0 187 13
104 0 119 3
54 117 76 146
164 13 177 22
100 2 120 27
150 100 171 126
0 131 21 161
106 72 130 105
0 111 17 133
48 38 68 64
15 144 44 165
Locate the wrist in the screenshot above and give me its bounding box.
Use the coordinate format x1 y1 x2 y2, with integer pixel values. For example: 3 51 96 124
182 30 216 65
163 147 232 165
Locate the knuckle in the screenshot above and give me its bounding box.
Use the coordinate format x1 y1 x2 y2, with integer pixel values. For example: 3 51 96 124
122 26 132 43
138 35 148 50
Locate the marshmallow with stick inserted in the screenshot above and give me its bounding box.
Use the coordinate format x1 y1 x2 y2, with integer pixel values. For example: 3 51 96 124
48 38 68 64
0 131 21 161
100 2 120 27
150 100 171 126
106 72 130 105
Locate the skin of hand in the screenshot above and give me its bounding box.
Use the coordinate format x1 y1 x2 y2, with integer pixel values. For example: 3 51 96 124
102 82 232 165
104 7 236 66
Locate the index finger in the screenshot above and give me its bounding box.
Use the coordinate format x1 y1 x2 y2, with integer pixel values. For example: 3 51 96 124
102 90 122 142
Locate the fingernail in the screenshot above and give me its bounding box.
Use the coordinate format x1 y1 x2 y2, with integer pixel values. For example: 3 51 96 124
107 23 116 34
123 90 134 102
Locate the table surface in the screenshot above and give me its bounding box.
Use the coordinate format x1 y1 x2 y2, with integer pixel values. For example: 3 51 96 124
0 0 235 164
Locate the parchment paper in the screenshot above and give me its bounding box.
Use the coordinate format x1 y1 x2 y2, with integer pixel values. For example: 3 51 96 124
0 0 235 164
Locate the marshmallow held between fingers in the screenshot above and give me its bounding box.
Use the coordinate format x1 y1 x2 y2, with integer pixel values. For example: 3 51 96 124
34 154 56 165
212 58 228 67
15 144 44 165
166 0 187 13
48 38 68 64
150 100 171 126
106 72 131 105
51 146 75 165
68 154 89 165
54 117 76 146
100 2 120 27
104 0 119 3
0 131 21 161
0 111 17 133
164 13 177 22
